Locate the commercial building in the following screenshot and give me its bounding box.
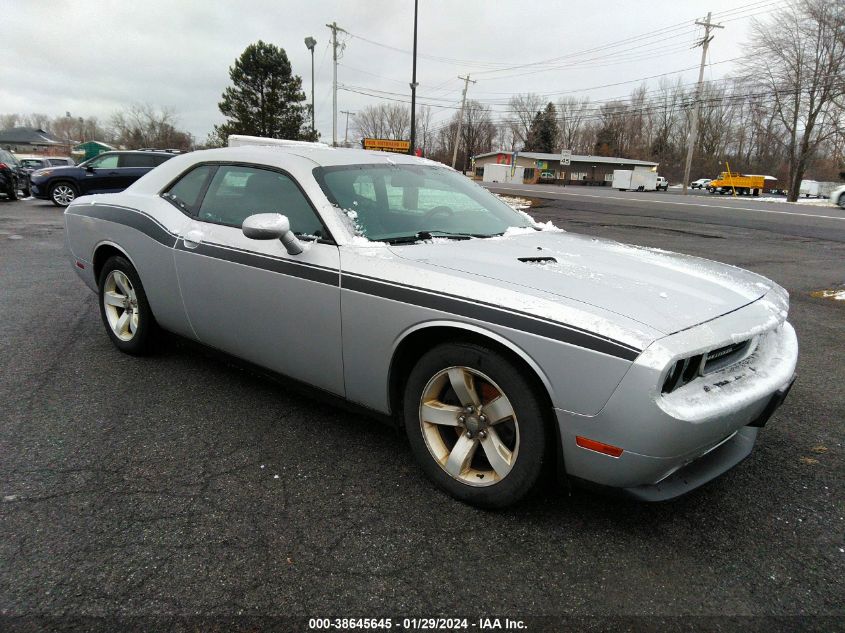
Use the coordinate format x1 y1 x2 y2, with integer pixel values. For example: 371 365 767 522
472 151 659 186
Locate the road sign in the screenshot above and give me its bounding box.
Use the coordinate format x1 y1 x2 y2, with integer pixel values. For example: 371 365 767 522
362 138 411 153
560 149 572 166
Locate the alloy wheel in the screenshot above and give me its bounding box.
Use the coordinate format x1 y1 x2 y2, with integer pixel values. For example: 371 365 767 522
103 270 139 341
52 185 76 206
418 366 519 487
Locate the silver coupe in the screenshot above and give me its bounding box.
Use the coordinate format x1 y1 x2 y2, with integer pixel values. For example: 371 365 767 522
64 136 798 508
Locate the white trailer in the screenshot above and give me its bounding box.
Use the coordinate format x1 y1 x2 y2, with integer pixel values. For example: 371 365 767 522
799 180 840 198
612 167 658 191
482 163 524 184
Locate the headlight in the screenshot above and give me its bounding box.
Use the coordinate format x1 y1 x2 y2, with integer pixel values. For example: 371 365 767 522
32 170 53 178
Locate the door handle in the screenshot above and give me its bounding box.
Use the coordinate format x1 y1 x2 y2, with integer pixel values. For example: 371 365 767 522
181 229 203 249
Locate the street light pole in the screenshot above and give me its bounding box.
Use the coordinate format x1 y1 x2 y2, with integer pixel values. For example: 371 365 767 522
409 0 419 154
304 36 317 138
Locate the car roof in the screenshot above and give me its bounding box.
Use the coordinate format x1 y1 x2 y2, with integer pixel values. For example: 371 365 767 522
133 145 448 193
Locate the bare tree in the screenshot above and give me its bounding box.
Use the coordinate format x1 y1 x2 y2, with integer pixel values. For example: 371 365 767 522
556 96 591 152
110 104 193 150
459 100 497 170
384 103 410 140
0 113 19 130
507 93 544 147
353 103 410 141
415 105 435 155
353 105 388 140
744 0 845 200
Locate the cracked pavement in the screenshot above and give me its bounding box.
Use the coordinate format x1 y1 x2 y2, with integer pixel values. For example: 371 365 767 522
0 196 843 629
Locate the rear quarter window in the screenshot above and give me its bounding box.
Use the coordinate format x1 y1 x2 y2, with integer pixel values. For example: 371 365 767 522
120 154 160 168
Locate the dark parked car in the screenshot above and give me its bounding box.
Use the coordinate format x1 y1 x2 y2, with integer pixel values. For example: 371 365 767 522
17 155 75 174
0 148 25 200
30 150 180 206
16 156 76 197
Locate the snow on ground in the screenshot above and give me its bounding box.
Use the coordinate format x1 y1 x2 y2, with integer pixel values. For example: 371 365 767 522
811 289 845 301
754 196 839 207
495 194 532 211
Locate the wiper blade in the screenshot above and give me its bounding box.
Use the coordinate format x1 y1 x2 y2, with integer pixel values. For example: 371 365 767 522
382 231 475 244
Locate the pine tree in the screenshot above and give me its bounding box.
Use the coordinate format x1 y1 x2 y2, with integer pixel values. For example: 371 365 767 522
214 41 316 142
524 102 558 153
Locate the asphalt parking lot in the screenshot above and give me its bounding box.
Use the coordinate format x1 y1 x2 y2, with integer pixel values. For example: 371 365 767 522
1 194 843 631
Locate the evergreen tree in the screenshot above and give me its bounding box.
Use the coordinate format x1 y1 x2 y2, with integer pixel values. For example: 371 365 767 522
214 41 316 142
524 102 558 153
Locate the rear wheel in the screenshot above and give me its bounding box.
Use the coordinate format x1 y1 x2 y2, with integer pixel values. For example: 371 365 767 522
838 195 845 210
98 255 157 355
403 343 547 509
50 182 77 207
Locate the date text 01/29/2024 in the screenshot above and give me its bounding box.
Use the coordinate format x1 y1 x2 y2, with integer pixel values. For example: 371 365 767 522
307 618 527 630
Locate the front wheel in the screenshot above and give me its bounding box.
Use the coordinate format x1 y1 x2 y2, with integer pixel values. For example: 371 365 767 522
98 255 157 355
50 182 77 207
838 195 845 210
403 343 548 509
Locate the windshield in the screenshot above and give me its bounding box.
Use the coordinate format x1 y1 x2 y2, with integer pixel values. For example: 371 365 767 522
313 163 532 242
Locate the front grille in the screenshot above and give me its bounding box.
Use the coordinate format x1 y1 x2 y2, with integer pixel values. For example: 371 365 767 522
662 339 752 394
703 340 752 374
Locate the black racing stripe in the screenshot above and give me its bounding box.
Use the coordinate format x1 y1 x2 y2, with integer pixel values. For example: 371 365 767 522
69 204 177 247
342 274 641 361
176 240 339 287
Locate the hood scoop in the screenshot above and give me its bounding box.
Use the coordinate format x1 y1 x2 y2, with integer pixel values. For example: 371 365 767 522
518 256 558 264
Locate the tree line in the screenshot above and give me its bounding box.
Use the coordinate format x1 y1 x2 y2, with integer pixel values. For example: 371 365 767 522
2 0 840 201
0 104 195 152
353 0 844 201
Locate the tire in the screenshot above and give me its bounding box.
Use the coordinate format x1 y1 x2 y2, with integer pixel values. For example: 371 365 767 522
6 181 18 201
403 342 548 509
50 181 78 207
97 255 157 355
838 195 845 210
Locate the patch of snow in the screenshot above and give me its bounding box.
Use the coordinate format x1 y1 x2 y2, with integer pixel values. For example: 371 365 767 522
755 197 837 207
657 322 798 422
348 235 388 248
814 289 845 301
659 292 669 299
495 195 532 211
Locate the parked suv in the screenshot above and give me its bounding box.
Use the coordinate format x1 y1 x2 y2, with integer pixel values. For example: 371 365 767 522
30 149 180 206
656 176 669 191
690 178 712 189
0 148 24 200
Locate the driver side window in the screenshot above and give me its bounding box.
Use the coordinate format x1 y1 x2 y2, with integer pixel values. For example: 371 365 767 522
198 166 324 237
89 154 119 169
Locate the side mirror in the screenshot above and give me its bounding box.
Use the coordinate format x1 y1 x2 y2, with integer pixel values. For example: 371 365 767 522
85 165 95 172
242 213 303 255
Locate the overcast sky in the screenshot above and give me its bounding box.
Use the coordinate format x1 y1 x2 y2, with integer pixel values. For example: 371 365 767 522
1 0 775 143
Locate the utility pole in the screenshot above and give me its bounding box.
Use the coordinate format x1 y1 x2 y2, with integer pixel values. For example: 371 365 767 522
451 74 476 170
340 110 354 146
409 0 419 154
326 21 347 147
682 11 723 195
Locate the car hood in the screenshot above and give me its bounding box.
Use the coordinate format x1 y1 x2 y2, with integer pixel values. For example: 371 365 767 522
31 165 81 178
389 230 774 335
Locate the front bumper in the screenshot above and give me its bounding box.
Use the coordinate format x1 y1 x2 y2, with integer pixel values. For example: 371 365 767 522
29 181 51 200
556 297 798 499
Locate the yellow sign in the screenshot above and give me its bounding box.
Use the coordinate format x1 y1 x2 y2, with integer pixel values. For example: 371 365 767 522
362 138 411 153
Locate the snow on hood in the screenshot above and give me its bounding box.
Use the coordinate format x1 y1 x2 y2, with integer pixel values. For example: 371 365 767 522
389 231 777 336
